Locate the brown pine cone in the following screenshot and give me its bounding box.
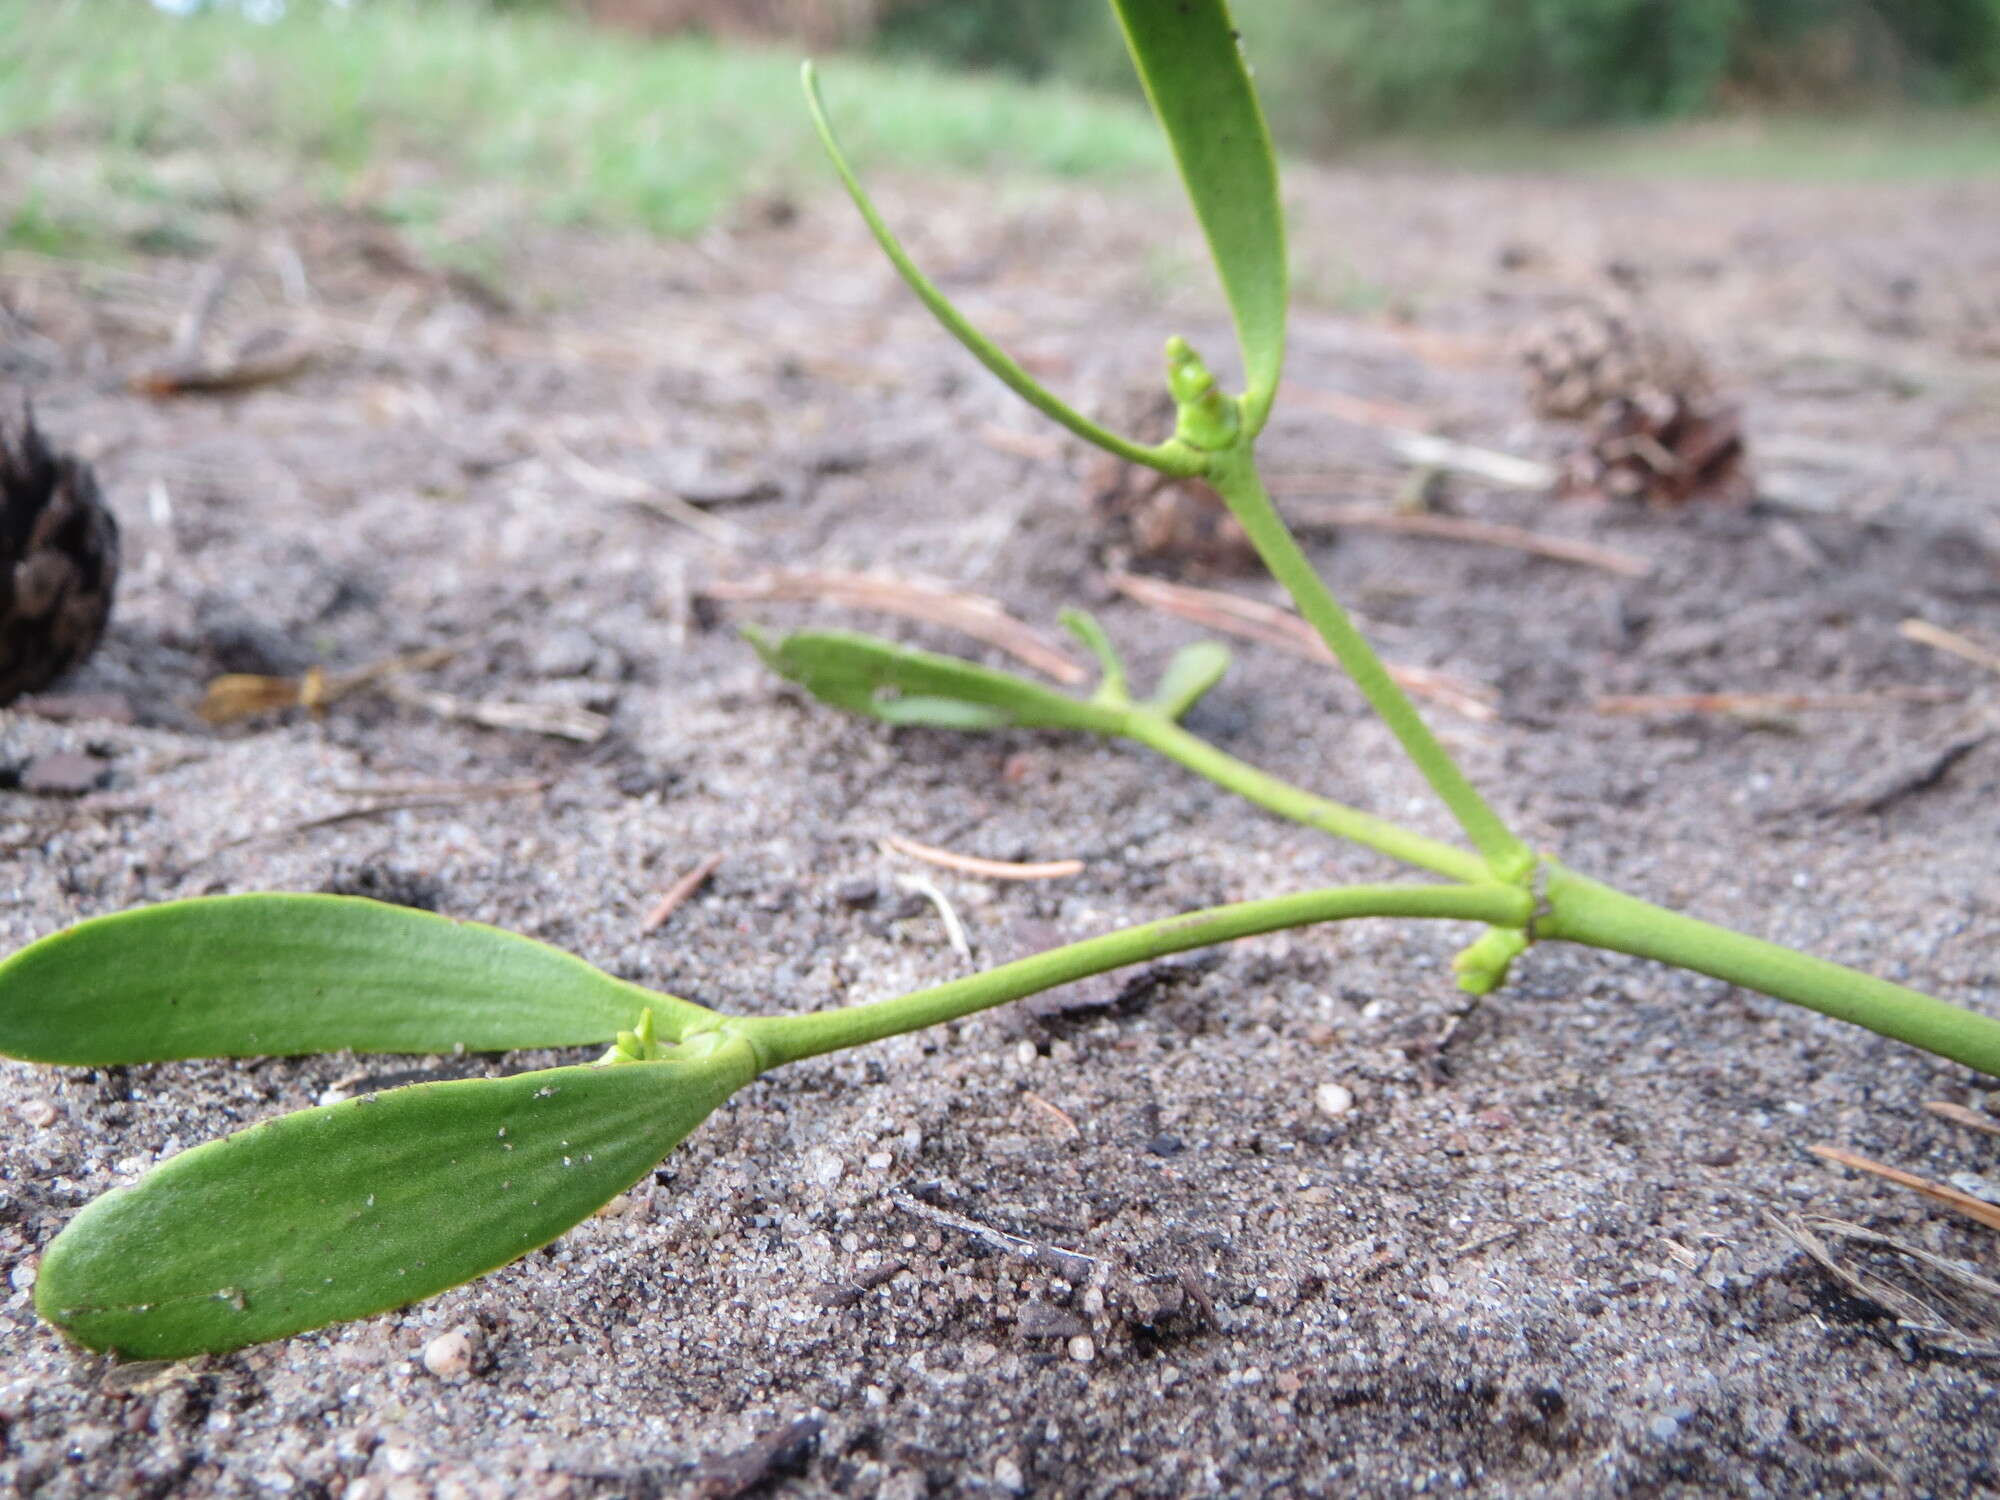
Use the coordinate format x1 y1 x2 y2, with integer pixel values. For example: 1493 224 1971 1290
1083 386 1256 575
1 410 119 705
1516 300 1712 421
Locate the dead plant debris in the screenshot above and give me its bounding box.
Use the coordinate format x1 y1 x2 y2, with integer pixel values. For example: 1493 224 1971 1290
880 832 1084 882
1105 570 1498 721
705 569 1084 684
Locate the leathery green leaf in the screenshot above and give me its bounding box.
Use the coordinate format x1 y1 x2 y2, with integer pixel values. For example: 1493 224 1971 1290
748 627 1127 736
36 1037 760 1358
0 894 710 1065
1110 0 1287 430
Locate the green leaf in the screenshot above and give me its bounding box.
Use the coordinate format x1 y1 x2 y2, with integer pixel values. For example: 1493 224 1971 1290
0 894 710 1065
1110 0 1288 431
799 62 1201 478
1147 640 1232 721
748 627 1127 736
35 1036 759 1358
1059 608 1131 705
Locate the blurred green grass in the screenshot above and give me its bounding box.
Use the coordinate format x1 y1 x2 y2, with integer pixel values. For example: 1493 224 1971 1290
0 0 1167 257
3 0 1994 270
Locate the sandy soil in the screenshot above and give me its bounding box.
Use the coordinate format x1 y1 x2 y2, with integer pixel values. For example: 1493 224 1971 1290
3 159 2000 1497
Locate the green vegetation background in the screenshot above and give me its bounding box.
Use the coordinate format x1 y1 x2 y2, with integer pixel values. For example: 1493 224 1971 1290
881 0 2000 137
3 0 1995 263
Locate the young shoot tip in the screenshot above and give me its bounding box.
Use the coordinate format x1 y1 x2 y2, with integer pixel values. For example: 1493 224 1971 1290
1164 336 1242 453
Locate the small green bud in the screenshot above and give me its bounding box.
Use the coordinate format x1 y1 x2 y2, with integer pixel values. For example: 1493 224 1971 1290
1451 927 1529 996
601 1007 662 1065
1164 336 1242 452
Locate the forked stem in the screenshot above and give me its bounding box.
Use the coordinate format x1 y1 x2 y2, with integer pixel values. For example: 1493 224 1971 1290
743 881 1533 1067
1119 709 1487 884
1203 446 1534 881
1106 709 2000 1077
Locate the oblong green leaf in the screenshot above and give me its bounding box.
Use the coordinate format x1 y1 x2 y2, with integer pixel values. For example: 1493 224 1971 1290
1111 0 1288 430
1148 639 1232 721
36 1039 759 1358
748 627 1126 736
0 894 710 1065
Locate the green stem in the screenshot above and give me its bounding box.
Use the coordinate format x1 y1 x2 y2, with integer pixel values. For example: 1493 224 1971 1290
742 881 1533 1068
1205 447 1532 880
1538 863 2000 1078
800 63 1200 479
1120 709 1487 884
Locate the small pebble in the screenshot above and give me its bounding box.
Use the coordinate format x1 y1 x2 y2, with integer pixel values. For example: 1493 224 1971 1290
420 1326 476 1381
993 1456 1026 1494
9 1258 38 1292
1315 1082 1356 1118
16 1099 55 1128
1066 1334 1096 1364
1147 1133 1184 1157
20 751 108 796
1648 1409 1692 1442
835 880 879 910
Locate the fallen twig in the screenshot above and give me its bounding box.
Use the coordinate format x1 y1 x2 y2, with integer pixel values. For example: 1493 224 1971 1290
128 337 316 399
889 1192 1102 1281
1386 432 1555 491
200 647 458 725
641 853 725 933
881 833 1083 882
1021 1090 1082 1139
690 1416 823 1500
1106 570 1498 721
1901 618 2000 677
191 779 550 867
201 646 606 742
893 873 973 966
1924 1100 2000 1137
1277 498 1653 578
1771 1212 2000 1357
706 569 1084 685
1809 1144 2000 1234
1448 1225 1519 1259
378 680 610 743
1595 687 1960 717
543 437 744 551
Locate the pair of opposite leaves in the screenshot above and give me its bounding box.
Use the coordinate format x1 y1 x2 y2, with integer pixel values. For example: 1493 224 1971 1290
9 623 1234 1358
9 0 1289 1358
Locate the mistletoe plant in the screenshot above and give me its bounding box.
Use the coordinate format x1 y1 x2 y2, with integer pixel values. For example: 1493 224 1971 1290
6 1 1999 1364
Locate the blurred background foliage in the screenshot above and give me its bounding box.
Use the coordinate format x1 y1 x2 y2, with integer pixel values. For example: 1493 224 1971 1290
13 0 1993 262
147 0 2000 138
589 0 2000 136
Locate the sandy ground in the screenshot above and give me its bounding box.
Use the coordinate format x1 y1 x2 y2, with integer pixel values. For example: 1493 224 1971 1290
3 157 2000 1497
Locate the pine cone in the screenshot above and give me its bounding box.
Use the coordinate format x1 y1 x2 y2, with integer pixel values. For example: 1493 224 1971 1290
1519 300 1751 507
1 410 119 705
1565 390 1753 509
1516 301 1712 421
1083 387 1255 575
